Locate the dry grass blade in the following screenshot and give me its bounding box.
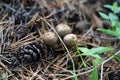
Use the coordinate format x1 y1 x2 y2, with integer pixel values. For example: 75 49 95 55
0 25 4 34
0 13 8 22
8 32 39 51
0 61 11 74
28 12 39 25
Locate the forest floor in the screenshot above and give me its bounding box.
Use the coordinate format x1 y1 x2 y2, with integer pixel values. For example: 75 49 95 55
0 0 120 80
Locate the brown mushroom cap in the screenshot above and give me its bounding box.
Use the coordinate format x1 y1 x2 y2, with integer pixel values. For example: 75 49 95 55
56 24 72 37
63 34 77 47
42 32 58 46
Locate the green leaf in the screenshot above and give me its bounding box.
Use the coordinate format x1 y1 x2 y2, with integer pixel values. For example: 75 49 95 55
113 2 118 13
90 47 113 55
115 26 120 33
80 47 113 58
115 22 120 28
91 68 98 80
78 47 101 58
97 28 120 37
115 27 120 39
114 55 120 62
116 7 120 13
110 19 116 26
104 5 114 12
77 47 89 53
109 13 118 20
93 58 102 66
104 2 119 14
99 12 109 20
81 53 101 58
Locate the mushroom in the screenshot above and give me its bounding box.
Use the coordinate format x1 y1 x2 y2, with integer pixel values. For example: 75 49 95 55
63 34 77 47
56 24 72 37
42 32 58 46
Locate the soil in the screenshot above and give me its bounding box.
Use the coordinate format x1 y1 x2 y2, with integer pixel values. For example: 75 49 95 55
0 0 120 80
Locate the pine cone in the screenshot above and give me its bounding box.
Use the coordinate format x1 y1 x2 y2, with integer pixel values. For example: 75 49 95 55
18 41 50 64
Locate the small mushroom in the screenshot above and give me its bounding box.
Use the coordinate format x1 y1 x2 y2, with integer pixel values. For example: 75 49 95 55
56 24 72 37
42 32 58 46
63 34 77 47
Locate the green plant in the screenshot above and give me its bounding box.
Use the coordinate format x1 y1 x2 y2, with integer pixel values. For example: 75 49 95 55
98 2 120 38
77 47 113 80
98 2 120 64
